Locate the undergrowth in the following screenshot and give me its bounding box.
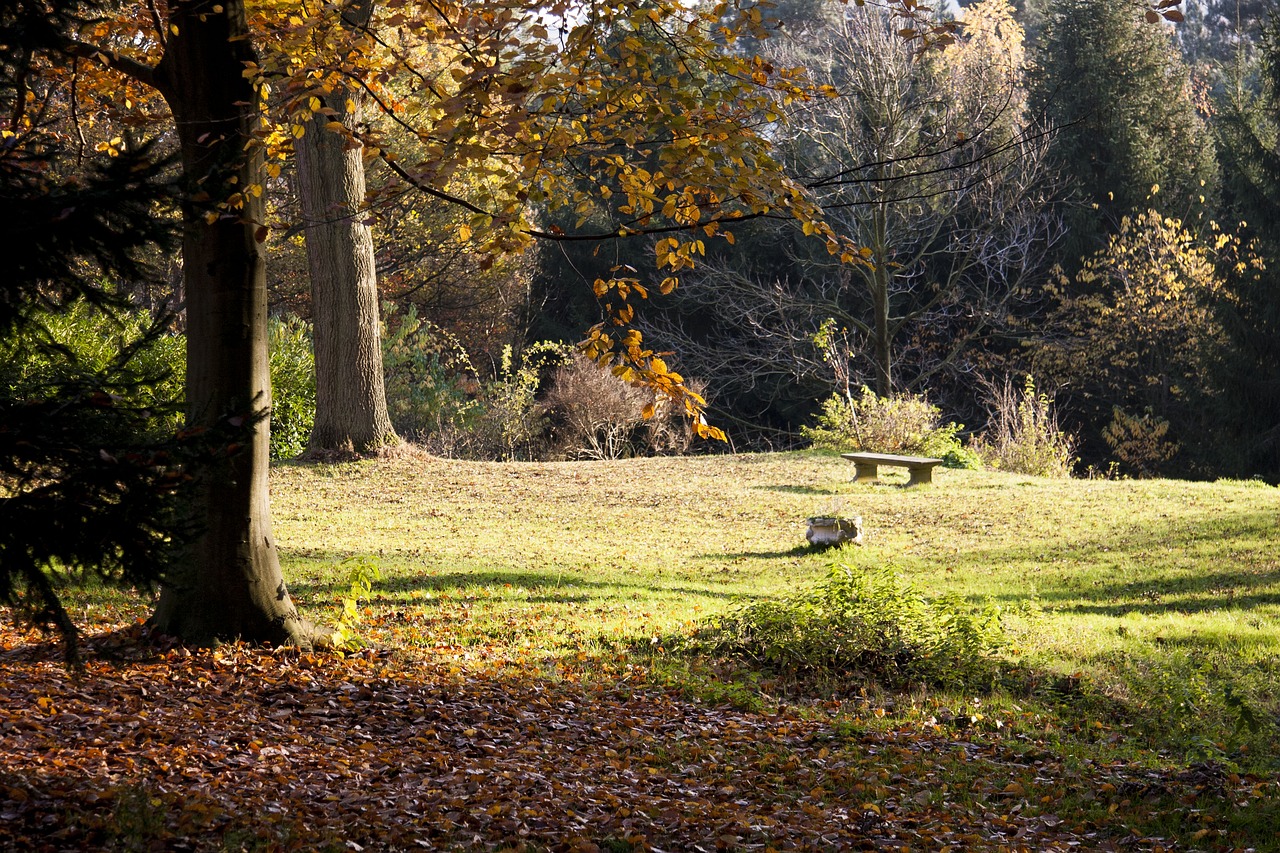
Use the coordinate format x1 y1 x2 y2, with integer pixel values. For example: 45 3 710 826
685 560 1005 694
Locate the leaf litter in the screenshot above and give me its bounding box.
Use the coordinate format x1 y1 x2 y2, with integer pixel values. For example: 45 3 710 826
2 621 1273 851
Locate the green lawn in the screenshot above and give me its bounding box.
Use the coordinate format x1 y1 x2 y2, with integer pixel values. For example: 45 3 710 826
261 450 1280 766
25 449 1280 849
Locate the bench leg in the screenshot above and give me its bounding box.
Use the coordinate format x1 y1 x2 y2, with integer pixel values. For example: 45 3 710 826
852 462 879 484
906 466 934 487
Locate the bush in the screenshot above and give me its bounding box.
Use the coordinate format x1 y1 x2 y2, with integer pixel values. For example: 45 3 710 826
380 316 701 461
380 303 480 445
1101 406 1179 478
539 354 695 460
691 563 1004 691
2 300 185 439
267 316 316 460
802 387 968 461
973 375 1076 477
4 304 315 462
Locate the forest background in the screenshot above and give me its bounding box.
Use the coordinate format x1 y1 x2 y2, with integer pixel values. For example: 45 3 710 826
9 0 1279 482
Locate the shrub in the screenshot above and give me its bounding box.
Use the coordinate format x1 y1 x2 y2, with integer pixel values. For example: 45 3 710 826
692 563 1004 691
973 375 1076 477
2 300 185 439
267 315 316 460
468 341 572 461
5 304 315 461
381 306 578 460
1101 406 1179 478
802 387 968 461
539 354 695 460
380 302 480 445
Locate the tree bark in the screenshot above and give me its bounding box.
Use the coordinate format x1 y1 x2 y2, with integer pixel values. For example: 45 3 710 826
148 0 318 646
295 1 398 456
870 202 893 398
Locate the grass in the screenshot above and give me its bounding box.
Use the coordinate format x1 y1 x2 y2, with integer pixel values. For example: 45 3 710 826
65 451 1280 786
256 453 1272 757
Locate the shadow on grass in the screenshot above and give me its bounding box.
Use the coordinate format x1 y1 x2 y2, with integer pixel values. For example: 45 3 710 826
291 569 768 605
754 484 848 496
957 508 1280 617
698 545 817 560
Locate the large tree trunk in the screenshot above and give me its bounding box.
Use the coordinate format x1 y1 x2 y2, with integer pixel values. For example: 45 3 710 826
148 0 318 646
295 5 398 456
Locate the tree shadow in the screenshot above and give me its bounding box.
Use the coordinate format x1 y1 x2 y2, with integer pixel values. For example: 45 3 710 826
697 545 817 560
753 484 845 496
291 569 767 605
954 508 1280 619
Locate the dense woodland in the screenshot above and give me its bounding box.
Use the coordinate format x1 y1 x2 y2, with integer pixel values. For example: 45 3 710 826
3 0 1280 644
8 0 1280 470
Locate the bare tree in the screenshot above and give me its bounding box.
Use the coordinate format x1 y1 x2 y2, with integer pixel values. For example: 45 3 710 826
649 0 1058 418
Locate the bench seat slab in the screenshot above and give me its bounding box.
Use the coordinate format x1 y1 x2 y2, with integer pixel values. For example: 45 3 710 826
841 452 942 487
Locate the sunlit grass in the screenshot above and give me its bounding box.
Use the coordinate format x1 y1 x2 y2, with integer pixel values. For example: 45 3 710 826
59 449 1280 771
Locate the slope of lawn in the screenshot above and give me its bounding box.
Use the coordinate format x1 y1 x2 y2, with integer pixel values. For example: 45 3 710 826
274 451 1280 744
4 449 1279 850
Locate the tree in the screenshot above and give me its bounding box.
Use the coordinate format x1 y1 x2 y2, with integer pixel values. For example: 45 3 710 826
1176 0 1269 74
1029 0 1218 263
291 0 398 456
1033 210 1243 474
41 0 323 645
1207 8 1280 478
645 0 1055 424
0 1 202 662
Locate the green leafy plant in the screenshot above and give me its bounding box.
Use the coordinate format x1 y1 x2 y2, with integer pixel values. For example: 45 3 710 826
691 562 1004 691
1 299 185 438
478 342 571 461
802 387 969 462
329 557 382 650
380 302 481 445
267 315 316 460
973 375 1076 477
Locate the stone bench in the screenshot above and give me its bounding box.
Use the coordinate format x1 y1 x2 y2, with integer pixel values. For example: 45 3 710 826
841 452 943 487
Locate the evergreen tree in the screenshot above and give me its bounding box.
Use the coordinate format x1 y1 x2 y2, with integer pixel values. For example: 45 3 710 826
0 0 220 663
1207 10 1280 478
1029 0 1219 264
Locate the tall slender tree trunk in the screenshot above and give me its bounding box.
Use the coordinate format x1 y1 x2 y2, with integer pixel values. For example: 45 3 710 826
295 0 398 455
148 0 318 646
870 202 893 398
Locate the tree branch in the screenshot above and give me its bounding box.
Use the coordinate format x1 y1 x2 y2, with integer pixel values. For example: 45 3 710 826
57 38 158 89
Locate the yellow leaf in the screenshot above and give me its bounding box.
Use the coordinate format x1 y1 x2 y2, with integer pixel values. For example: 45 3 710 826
458 224 472 241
